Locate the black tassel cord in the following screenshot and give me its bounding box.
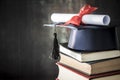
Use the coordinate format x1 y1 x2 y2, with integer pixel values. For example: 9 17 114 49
51 24 60 60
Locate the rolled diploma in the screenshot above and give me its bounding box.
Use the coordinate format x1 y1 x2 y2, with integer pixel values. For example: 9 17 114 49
82 14 110 25
51 13 76 22
51 13 110 25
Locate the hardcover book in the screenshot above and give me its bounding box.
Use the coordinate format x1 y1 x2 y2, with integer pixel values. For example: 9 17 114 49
59 43 120 62
56 63 120 80
59 53 120 75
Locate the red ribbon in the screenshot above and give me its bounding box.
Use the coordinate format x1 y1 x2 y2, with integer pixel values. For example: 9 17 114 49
64 4 98 26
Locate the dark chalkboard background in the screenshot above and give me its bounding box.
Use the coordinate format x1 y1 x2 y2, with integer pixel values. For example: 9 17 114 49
0 0 120 80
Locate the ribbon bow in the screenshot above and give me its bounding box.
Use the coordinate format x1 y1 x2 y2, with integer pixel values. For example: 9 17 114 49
65 4 98 26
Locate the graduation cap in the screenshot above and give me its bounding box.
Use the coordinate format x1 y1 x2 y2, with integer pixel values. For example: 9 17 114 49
44 4 119 60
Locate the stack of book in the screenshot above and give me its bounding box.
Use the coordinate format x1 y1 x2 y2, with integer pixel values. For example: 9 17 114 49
56 43 120 80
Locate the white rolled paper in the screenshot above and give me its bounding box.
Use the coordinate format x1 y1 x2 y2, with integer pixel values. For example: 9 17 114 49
82 14 110 25
51 13 76 22
51 13 111 26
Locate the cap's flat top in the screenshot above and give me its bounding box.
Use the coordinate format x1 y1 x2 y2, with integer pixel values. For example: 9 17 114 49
43 23 117 30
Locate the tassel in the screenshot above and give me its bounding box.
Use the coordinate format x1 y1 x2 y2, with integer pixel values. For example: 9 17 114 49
50 24 60 61
52 33 60 60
